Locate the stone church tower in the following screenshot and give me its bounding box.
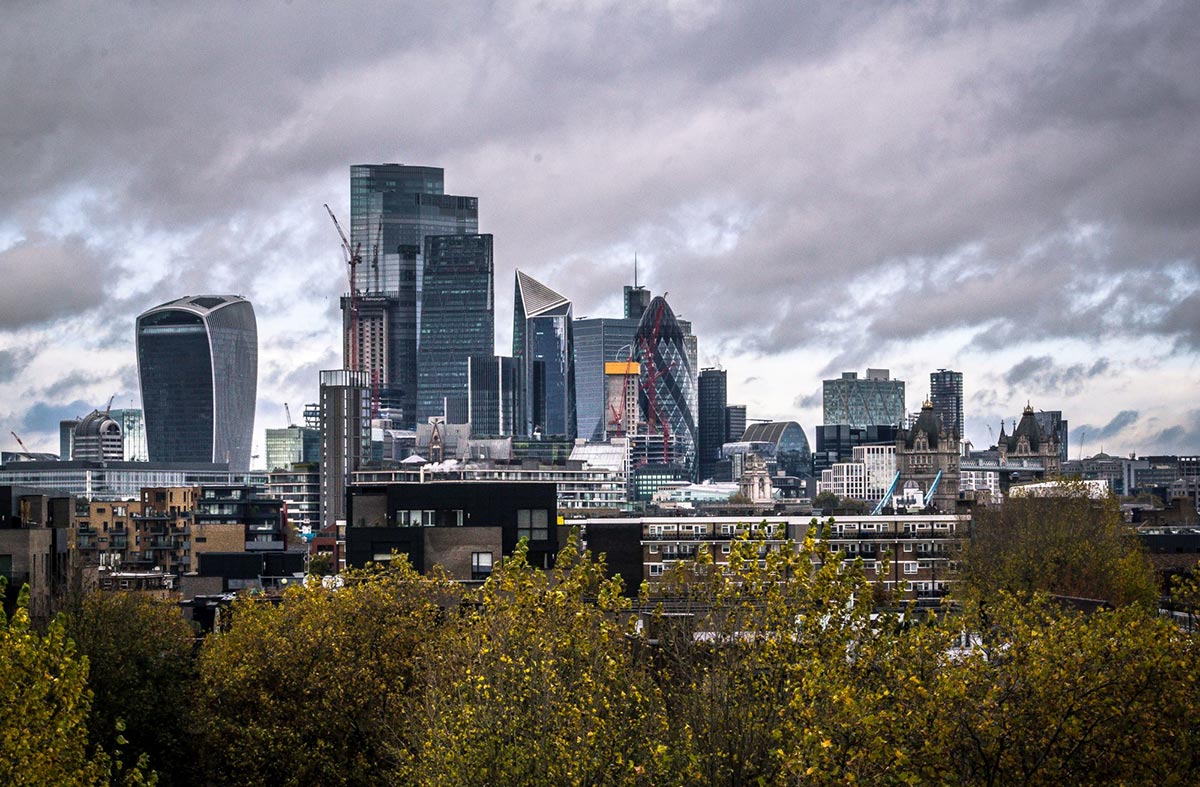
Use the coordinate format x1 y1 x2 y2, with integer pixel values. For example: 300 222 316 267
895 400 960 513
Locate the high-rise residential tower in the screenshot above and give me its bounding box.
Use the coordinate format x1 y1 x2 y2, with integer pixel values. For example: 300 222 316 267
345 164 479 427
697 368 728 481
319 369 371 529
513 271 576 438
136 295 257 471
416 234 494 423
929 369 964 442
822 369 905 429
635 296 698 480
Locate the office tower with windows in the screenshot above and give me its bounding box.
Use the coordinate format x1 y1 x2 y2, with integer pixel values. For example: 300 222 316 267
319 370 371 528
624 284 651 321
697 368 728 481
513 271 576 438
635 296 698 479
108 409 148 462
822 369 905 429
467 355 522 437
725 405 747 444
346 164 479 427
136 295 257 471
71 410 124 462
416 234 494 423
573 317 641 441
1033 410 1069 463
265 425 320 472
929 369 964 440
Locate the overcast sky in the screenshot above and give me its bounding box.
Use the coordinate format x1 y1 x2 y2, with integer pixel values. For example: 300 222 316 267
1 0 1197 461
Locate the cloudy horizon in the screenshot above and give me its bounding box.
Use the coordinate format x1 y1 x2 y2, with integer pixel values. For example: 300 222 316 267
1 0 1197 461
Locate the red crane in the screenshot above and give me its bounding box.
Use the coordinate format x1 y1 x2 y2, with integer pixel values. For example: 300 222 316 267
10 431 34 458
324 204 362 372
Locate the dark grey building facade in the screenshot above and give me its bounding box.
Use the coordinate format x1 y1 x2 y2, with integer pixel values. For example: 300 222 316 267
467 355 522 437
319 370 371 529
416 234 494 423
136 295 257 472
929 369 964 443
697 368 728 481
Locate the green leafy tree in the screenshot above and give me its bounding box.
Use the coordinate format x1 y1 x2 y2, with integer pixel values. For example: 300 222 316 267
404 536 667 786
963 485 1156 606
66 593 198 787
813 491 839 511
195 563 451 787
0 580 152 787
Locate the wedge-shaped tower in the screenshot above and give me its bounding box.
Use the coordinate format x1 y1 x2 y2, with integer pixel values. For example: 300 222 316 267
513 271 575 438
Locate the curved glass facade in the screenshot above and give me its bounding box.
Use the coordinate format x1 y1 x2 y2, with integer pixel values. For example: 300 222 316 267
634 297 697 480
741 421 812 478
136 296 257 472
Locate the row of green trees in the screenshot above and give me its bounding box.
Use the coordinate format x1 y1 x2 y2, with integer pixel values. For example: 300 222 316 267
4 522 1199 787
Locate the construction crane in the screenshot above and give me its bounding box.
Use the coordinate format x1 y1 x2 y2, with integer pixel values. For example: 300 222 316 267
104 394 115 416
324 204 362 371
284 403 294 428
9 431 34 458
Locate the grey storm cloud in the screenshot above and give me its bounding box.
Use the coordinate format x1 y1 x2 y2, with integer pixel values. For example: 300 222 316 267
0 349 33 383
1070 410 1140 445
0 1 1198 453
1003 356 1111 395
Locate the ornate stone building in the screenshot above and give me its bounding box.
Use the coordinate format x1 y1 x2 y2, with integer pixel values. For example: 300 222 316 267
998 404 1061 477
895 400 960 513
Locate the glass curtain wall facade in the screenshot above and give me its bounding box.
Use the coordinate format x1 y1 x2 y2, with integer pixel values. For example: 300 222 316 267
741 421 812 478
634 296 698 480
822 369 905 429
697 369 728 481
265 426 320 472
929 369 964 440
136 295 257 472
573 317 640 441
347 164 479 427
467 355 521 437
416 234 494 422
513 271 576 439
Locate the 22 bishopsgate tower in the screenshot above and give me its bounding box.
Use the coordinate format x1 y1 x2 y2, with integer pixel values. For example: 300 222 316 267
346 164 480 428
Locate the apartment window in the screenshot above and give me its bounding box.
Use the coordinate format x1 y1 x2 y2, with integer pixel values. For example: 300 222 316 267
517 509 550 541
904 562 918 575
471 552 493 581
904 543 913 552
649 563 664 577
721 544 731 554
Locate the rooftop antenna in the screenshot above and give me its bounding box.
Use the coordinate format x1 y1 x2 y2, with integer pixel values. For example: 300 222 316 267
634 252 638 288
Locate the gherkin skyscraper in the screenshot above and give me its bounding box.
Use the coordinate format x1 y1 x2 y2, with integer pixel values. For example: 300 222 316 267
634 296 697 480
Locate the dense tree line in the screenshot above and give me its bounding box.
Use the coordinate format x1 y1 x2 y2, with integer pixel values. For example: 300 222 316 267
3 521 1199 786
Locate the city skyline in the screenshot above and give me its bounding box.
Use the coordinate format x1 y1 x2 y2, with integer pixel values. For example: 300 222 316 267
1 2 1197 460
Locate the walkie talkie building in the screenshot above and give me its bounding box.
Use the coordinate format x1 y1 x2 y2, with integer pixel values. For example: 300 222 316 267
136 295 258 472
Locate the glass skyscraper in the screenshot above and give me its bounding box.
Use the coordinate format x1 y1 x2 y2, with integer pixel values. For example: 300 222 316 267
634 296 698 480
697 368 727 481
513 271 576 438
416 234 494 423
822 369 906 429
929 369 964 439
347 164 479 427
136 295 257 472
573 317 640 441
265 426 320 472
467 355 522 437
